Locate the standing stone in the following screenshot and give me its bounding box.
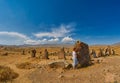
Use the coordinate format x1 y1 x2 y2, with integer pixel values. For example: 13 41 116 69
42 49 49 59
97 48 104 57
112 49 115 55
22 50 25 55
105 46 112 56
58 47 66 59
31 49 36 58
105 48 109 56
74 41 91 67
108 46 112 55
90 49 97 58
39 51 42 58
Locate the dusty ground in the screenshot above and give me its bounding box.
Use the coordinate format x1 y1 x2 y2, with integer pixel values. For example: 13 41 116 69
0 45 120 83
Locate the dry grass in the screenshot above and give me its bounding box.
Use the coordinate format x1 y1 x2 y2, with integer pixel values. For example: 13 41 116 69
16 62 35 69
0 65 19 82
0 45 120 83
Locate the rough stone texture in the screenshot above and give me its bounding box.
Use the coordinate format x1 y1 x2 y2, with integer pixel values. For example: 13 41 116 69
31 49 36 58
97 48 104 57
105 46 112 56
22 50 25 55
74 41 91 67
90 49 97 58
112 49 115 55
58 47 66 59
48 61 72 69
42 49 49 59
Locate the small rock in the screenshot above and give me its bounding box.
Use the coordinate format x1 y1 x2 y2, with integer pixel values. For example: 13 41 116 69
58 75 64 78
60 71 63 74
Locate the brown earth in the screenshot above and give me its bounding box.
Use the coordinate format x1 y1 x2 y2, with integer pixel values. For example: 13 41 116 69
0 45 120 83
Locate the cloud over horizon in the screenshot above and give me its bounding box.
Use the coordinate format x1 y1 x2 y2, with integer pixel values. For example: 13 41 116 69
0 24 75 45
34 24 73 38
62 36 74 43
0 31 29 45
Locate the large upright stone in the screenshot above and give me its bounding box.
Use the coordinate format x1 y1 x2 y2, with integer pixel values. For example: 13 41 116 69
58 47 66 59
74 41 91 67
90 49 97 58
22 50 25 55
31 49 36 58
112 49 115 55
105 46 112 56
42 49 49 59
108 46 112 55
97 48 104 57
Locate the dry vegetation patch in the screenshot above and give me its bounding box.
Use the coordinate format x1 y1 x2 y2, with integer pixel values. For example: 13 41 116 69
16 62 36 69
0 65 19 82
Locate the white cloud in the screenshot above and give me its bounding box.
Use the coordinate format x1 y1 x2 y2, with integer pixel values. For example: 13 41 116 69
0 31 30 45
0 31 29 39
24 39 39 45
0 23 75 45
24 38 59 45
34 24 73 38
48 38 59 44
62 36 74 43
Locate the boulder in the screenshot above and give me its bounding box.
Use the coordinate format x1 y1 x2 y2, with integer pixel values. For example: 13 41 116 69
48 61 72 69
74 41 91 67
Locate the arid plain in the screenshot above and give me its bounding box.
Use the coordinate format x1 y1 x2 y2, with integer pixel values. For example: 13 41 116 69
0 45 120 83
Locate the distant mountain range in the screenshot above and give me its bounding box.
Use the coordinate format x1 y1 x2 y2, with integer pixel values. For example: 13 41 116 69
0 43 72 48
112 42 120 46
0 42 120 47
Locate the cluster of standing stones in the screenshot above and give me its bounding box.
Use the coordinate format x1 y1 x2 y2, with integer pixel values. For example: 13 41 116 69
90 46 116 58
21 40 116 67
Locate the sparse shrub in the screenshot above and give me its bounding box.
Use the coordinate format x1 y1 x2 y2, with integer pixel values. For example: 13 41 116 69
1 52 8 56
0 65 19 82
16 62 35 69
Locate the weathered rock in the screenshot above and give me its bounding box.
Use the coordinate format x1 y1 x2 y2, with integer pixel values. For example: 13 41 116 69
42 49 49 59
58 47 66 59
97 48 104 57
22 50 25 55
48 61 65 68
64 61 72 69
74 41 91 67
31 49 36 58
112 49 115 55
91 58 103 64
58 75 64 78
105 46 112 56
90 49 97 58
48 61 72 69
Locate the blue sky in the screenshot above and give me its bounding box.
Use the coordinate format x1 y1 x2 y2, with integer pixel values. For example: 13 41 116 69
0 0 120 45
